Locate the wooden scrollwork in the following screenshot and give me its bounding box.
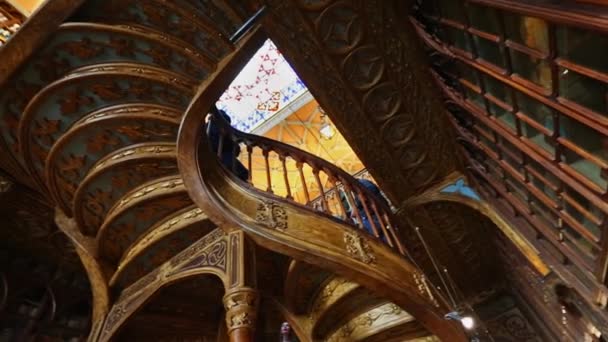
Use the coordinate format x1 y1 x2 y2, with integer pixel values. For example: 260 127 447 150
255 200 288 231
343 231 376 264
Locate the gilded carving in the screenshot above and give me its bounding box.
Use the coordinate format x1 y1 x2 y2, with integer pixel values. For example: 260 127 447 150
178 239 227 272
413 272 440 308
169 228 226 268
255 200 288 231
223 287 259 332
310 277 357 320
327 303 411 342
92 144 176 171
115 177 183 210
230 312 253 328
77 160 178 236
343 231 375 264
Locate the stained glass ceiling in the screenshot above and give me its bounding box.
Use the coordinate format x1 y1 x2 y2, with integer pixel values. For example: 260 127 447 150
217 39 308 132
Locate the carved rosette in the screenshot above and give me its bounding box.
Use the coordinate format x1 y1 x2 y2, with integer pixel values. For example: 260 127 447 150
343 231 376 264
255 200 287 230
223 287 259 333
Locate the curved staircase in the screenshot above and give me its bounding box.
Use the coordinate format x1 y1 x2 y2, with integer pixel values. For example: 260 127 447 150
178 56 467 339
1 0 467 340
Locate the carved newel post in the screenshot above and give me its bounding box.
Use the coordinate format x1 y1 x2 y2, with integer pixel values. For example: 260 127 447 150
223 287 259 342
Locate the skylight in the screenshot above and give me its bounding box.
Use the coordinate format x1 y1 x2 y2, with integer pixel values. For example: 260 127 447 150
216 39 308 132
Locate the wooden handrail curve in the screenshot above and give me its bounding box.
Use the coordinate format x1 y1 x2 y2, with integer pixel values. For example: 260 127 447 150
206 111 407 255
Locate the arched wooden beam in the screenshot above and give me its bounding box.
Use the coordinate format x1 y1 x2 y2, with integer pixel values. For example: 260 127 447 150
57 22 215 78
284 260 332 315
96 175 191 263
46 105 181 215
110 206 214 289
54 208 111 333
18 63 195 191
75 0 234 61
406 173 551 277
74 142 178 236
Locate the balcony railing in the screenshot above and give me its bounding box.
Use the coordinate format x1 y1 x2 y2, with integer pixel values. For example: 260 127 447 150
205 110 406 255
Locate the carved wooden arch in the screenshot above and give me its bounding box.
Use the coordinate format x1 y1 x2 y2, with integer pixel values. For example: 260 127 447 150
110 206 211 288
407 174 551 277
96 228 258 341
96 228 230 341
54 208 110 340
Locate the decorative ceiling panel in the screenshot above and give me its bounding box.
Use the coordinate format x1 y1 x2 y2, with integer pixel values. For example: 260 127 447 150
217 39 307 132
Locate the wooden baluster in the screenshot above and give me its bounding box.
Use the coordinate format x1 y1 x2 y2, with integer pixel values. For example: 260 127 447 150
330 176 349 220
246 143 253 184
263 148 273 193
313 168 330 214
206 116 213 136
341 181 364 230
296 161 311 204
232 138 239 173
217 128 225 159
367 199 395 247
355 188 383 240
280 154 293 200
380 209 406 255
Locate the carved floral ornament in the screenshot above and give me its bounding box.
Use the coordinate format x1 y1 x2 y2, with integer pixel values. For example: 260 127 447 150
255 200 288 230
343 231 376 264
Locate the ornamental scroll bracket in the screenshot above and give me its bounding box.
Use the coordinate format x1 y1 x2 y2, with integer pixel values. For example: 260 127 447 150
255 200 287 231
344 231 376 264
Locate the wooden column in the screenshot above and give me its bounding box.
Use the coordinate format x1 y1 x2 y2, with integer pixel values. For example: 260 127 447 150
223 287 259 342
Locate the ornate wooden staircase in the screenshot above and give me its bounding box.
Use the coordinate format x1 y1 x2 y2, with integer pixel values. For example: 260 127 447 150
0 0 468 340
178 31 467 339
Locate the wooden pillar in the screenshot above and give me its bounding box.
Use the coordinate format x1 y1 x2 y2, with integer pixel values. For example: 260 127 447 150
223 287 259 342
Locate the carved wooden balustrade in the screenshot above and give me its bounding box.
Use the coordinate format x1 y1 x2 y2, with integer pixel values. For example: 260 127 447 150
206 111 406 256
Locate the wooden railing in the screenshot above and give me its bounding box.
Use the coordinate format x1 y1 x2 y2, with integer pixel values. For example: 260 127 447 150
205 111 407 255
